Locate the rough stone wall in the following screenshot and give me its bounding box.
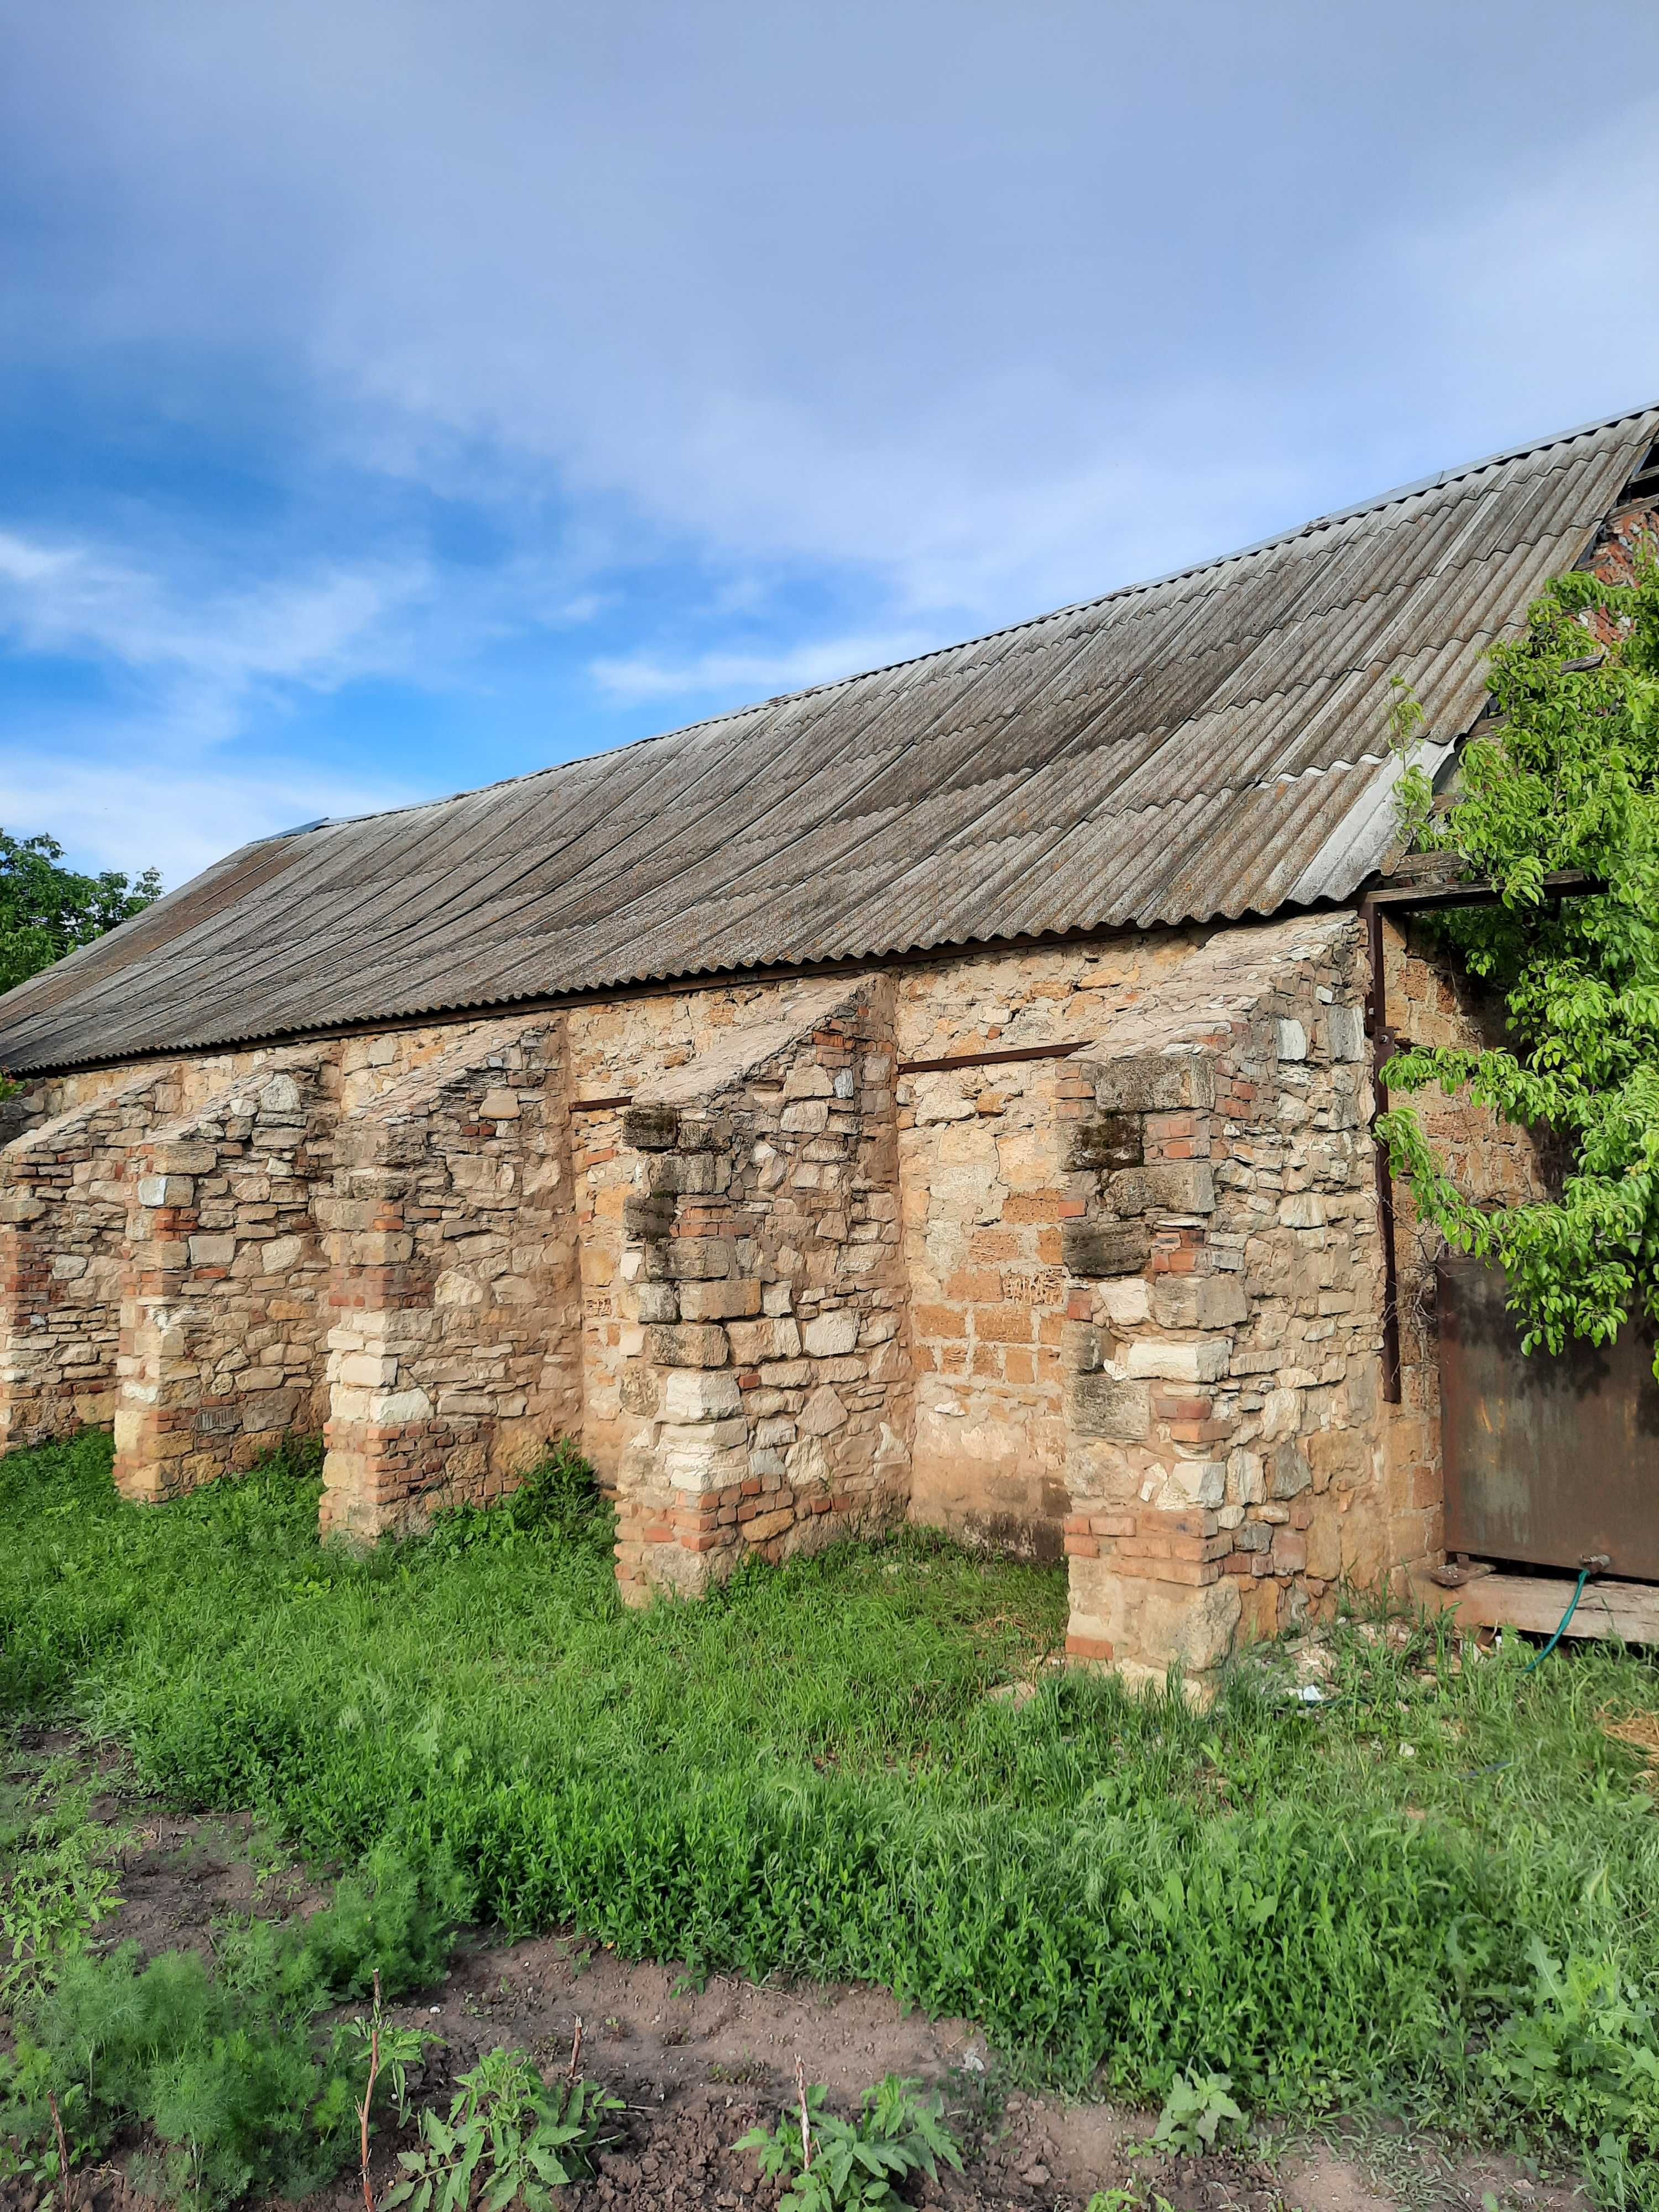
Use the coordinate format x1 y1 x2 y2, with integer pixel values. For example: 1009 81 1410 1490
894 927 1241 1559
0 1065 181 1449
1058 915 1392 1688
0 900 1561 1678
113 1050 339 1501
319 1020 582 1538
610 979 910 1601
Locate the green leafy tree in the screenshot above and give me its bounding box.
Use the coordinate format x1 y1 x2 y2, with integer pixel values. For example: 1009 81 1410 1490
0 831 160 997
1379 535 1659 1369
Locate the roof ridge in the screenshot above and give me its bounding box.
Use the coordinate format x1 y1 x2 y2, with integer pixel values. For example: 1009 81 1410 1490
269 400 1656 843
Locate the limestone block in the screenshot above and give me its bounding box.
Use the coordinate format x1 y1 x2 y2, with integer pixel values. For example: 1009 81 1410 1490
654 1238 736 1281
136 1175 194 1208
1108 1162 1215 1217
1151 1275 1248 1328
148 1143 218 1175
782 1065 833 1099
797 1384 849 1436
1062 1220 1151 1278
645 1152 723 1196
262 1235 305 1275
645 1323 729 1368
372 1385 434 1422
1327 1004 1366 1061
1228 1449 1266 1504
435 1271 486 1306
187 1233 237 1267
663 1369 744 1423
1259 1387 1301 1440
1098 1277 1151 1325
780 1099 830 1134
728 1318 800 1363
1268 1442 1313 1499
621 1103 680 1150
802 1312 859 1357
677 1278 763 1320
1070 1373 1151 1439
259 1073 304 1116
1065 1113 1143 1172
1093 1052 1214 1114
632 1282 680 1323
478 1089 521 1119
1124 1338 1230 1383
1280 1194 1326 1228
339 1352 399 1388
1276 1019 1308 1062
1138 1577 1241 1675
1165 1459 1225 1507
619 1361 660 1415
623 1192 676 1238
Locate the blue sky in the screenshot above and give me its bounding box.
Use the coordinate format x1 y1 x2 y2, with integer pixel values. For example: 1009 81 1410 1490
3 0 1657 888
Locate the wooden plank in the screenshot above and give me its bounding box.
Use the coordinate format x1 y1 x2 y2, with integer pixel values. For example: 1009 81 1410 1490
1412 1569 1659 1644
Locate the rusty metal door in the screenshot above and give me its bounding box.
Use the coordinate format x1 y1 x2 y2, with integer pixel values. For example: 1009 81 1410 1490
1437 1256 1659 1582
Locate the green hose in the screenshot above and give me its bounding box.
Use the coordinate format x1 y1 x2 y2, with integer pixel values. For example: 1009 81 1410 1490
1521 1566 1590 1671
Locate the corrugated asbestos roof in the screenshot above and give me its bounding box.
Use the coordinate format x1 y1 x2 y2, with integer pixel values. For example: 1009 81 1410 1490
6 405 1657 1073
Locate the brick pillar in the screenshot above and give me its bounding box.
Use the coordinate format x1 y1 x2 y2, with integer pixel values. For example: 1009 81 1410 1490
320 1021 581 1541
0 1068 179 1453
1060 1047 1244 1692
114 1056 337 1501
612 984 911 1606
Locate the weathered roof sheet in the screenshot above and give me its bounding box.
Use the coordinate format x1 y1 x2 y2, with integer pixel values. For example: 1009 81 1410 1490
7 405 1657 1072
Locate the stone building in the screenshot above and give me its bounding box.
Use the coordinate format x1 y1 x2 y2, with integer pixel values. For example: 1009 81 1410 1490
2 408 1656 1687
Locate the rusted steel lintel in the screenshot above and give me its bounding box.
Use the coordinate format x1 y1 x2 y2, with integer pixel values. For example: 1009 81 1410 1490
1359 869 1603 1406
898 1040 1091 1077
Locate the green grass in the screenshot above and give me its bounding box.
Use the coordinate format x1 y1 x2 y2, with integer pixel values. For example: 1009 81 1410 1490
3 1431 1659 2201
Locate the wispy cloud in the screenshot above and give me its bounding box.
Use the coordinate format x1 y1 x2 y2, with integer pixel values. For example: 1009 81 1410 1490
589 630 946 707
0 525 432 741
0 750 411 885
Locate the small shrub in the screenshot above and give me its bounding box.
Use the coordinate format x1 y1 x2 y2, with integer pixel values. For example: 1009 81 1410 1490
0 1775 124 2005
385 2047 624 2211
738 2073 964 2211
1146 2069 1245 2156
0 1843 466 2206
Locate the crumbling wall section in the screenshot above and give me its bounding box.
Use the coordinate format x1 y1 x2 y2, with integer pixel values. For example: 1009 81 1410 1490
320 1019 581 1539
611 980 910 1602
114 1050 339 1501
0 1064 182 1449
1059 915 1392 1688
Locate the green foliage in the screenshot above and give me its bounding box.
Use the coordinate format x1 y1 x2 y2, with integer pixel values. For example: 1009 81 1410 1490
384 2047 623 2211
424 1434 611 1560
0 828 160 998
737 2074 964 2211
0 1837 465 2206
1147 2068 1245 2154
6 1435 1659 2198
1380 540 1659 1368
0 1770 124 2004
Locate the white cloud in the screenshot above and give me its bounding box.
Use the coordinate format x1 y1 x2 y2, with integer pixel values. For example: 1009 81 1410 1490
0 525 434 742
0 751 411 885
590 629 946 706
9 1 1655 627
